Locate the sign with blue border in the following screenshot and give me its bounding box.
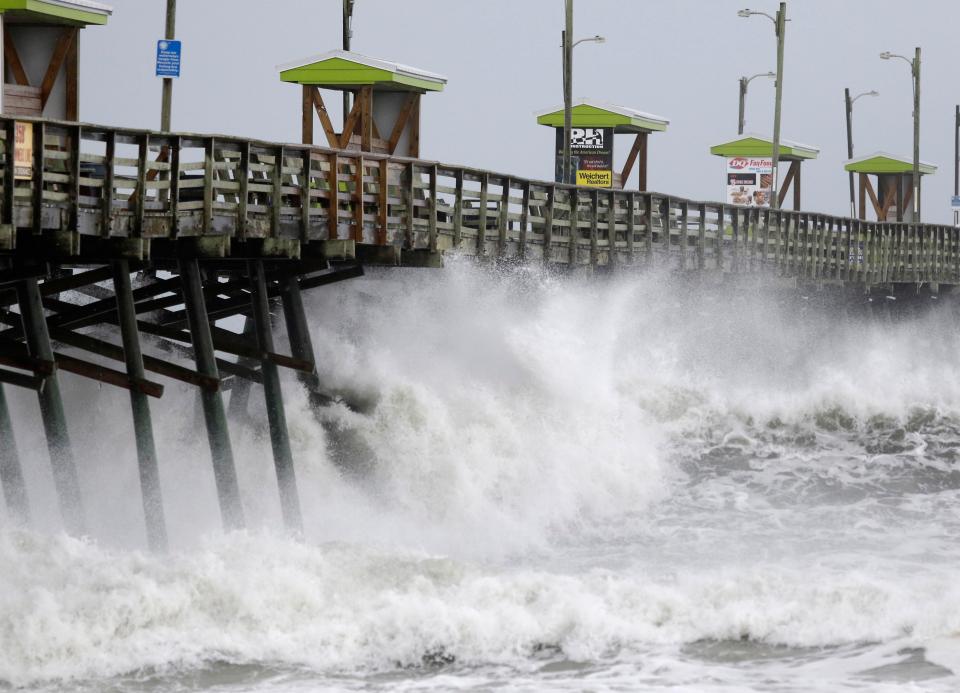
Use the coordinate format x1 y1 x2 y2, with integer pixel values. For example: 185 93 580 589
155 40 181 78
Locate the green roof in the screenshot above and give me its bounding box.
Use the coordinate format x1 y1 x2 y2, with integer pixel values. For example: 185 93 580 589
844 152 936 175
710 134 819 161
536 100 668 133
277 50 446 93
0 0 111 25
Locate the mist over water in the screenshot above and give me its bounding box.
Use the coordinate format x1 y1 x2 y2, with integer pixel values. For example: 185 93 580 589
3 260 960 691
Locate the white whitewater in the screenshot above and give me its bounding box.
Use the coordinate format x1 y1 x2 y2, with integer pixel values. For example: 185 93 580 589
2 260 960 691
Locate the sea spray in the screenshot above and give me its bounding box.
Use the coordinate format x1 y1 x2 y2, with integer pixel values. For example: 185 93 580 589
2 262 960 690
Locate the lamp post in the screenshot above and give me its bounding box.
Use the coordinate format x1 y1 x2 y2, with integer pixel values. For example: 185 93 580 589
738 3 786 209
844 88 879 217
880 47 921 221
343 0 354 119
738 71 776 135
160 0 176 131
561 0 605 185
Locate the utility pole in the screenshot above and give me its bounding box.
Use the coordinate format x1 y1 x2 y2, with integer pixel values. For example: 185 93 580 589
954 104 959 226
160 0 176 131
343 0 354 119
738 77 747 135
845 88 855 217
912 46 921 221
562 0 573 185
770 2 786 210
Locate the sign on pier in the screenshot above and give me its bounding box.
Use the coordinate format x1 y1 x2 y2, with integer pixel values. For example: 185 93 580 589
725 156 773 207
555 127 614 188
155 40 182 78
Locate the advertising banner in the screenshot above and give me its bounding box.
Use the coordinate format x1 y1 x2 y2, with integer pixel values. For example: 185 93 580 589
13 121 33 180
726 156 773 207
555 127 614 188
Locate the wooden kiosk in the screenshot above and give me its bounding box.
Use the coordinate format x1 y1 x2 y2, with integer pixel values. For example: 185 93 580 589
709 134 819 210
0 0 111 119
844 153 936 222
278 50 446 156
535 100 668 190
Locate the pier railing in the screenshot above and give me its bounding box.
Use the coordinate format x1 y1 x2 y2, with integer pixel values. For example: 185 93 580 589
3 115 960 286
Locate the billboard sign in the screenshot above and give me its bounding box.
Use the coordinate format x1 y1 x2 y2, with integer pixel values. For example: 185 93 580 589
726 156 773 207
13 121 33 180
555 127 614 188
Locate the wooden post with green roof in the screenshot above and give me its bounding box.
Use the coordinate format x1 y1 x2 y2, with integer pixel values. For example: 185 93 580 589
277 49 446 157
844 152 936 222
0 0 111 119
710 134 818 210
535 100 668 190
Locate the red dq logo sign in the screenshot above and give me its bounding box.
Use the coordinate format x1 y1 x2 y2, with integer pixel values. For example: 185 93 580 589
728 157 749 170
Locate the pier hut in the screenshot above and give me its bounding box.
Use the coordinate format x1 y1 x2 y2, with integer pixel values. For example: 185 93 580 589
278 49 446 157
844 152 936 222
535 100 668 189
0 0 111 119
709 134 819 209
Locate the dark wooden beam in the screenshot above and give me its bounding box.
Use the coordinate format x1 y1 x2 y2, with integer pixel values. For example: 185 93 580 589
620 134 643 187
40 29 77 110
3 29 30 87
311 88 339 149
387 94 418 155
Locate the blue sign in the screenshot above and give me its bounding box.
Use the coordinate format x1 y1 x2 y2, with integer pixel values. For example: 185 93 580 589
952 195 960 210
155 40 181 78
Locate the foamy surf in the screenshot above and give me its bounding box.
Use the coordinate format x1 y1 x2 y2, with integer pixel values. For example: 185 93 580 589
3 262 960 691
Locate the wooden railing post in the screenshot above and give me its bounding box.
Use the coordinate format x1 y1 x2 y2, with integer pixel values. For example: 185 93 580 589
102 130 116 238
452 169 463 249
498 176 509 258
543 184 555 265
428 163 438 252
477 172 488 257
170 135 182 237
203 137 215 235
134 133 148 237
353 155 364 243
299 149 311 242
626 192 636 263
519 180 530 261
377 159 389 246
31 121 44 235
327 152 339 240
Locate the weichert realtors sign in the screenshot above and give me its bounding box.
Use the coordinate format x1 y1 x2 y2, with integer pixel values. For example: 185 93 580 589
555 127 614 188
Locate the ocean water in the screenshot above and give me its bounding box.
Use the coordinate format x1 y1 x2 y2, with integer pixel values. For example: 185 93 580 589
3 261 960 691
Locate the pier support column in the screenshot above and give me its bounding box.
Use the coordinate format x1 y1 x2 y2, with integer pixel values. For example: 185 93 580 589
112 260 168 552
17 278 85 534
249 261 303 534
226 316 256 422
279 274 322 395
0 386 29 525
179 259 245 531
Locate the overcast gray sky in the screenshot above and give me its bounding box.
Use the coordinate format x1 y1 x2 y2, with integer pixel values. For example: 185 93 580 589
81 1 960 222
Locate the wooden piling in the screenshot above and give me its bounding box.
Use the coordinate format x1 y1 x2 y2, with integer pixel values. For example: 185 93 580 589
0 385 29 525
249 261 303 534
178 259 244 531
17 278 85 535
112 260 168 551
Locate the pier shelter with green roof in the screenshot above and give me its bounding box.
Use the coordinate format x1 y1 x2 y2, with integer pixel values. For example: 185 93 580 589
535 100 669 189
844 152 936 223
0 0 111 119
710 134 819 210
278 49 446 157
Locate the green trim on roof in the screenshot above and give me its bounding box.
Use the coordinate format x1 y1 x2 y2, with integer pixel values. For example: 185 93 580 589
279 57 443 92
536 104 667 132
844 155 935 175
0 0 109 25
710 136 818 160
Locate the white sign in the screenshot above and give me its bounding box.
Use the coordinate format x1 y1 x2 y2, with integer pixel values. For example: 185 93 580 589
951 195 960 210
726 156 773 207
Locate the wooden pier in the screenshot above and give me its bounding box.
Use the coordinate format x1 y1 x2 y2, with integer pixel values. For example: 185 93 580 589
1 114 958 547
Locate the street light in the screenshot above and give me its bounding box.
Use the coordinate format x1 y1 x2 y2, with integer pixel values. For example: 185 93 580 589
738 71 776 135
561 1 605 185
738 3 786 209
880 48 921 221
844 88 879 217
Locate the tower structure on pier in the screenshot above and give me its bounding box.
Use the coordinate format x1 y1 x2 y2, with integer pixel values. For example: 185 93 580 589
844 152 936 222
278 49 446 157
0 0 112 120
